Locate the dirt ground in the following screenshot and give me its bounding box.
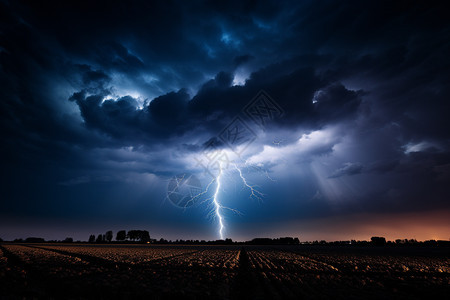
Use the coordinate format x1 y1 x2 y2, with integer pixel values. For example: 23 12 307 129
0 243 448 299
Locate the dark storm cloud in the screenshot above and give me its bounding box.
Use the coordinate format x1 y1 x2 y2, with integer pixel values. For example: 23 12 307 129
312 84 362 123
328 162 363 179
67 62 363 145
366 160 399 174
1 0 450 237
233 54 254 67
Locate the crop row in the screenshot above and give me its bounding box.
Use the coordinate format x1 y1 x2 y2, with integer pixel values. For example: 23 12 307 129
2 245 97 278
157 249 240 269
245 248 450 298
38 245 197 265
1 245 448 299
297 251 450 274
248 249 339 273
245 250 346 298
0 245 239 298
37 245 240 269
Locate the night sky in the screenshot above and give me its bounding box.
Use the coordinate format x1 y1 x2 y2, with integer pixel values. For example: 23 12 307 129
1 0 449 242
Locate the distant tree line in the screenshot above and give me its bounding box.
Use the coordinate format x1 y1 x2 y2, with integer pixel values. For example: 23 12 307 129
246 237 300 245
7 237 74 243
300 237 450 247
2 234 449 247
151 237 299 245
152 238 235 245
88 230 151 243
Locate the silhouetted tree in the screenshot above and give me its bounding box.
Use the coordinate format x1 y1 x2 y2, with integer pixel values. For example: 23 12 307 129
371 236 386 246
127 230 150 242
88 235 96 243
127 230 137 241
140 230 150 243
116 230 126 241
0 237 3 242
105 231 113 242
25 237 45 243
96 234 103 243
63 237 73 243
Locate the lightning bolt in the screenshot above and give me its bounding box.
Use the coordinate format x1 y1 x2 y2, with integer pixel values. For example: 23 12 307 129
213 163 225 239
234 163 264 202
180 161 268 239
183 176 215 208
242 159 277 182
188 163 227 240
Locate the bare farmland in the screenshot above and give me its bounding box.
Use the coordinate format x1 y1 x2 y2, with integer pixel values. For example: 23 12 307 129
0 244 448 299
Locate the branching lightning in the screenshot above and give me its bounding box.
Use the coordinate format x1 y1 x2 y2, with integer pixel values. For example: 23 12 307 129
234 164 264 202
182 161 270 239
183 176 215 208
187 163 231 240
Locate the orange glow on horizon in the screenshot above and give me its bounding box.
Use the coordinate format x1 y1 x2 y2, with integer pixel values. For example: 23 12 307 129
236 210 450 242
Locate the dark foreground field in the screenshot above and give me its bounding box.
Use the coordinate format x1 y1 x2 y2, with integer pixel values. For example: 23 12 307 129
0 243 448 299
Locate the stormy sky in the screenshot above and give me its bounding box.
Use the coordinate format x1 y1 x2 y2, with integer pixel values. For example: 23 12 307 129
1 0 449 241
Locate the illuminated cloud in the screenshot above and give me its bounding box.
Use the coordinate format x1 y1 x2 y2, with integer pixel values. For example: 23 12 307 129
247 128 341 165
